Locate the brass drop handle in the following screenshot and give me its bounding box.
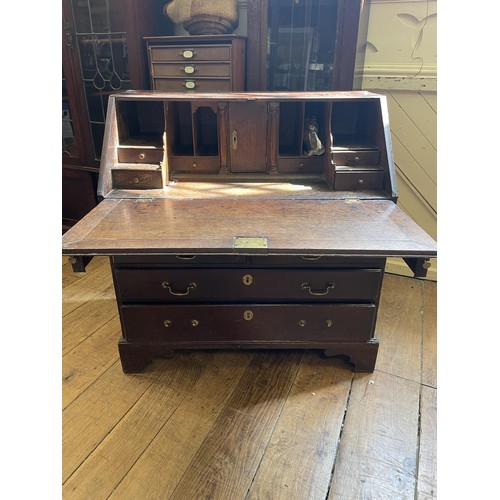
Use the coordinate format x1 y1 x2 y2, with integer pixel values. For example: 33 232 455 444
232 130 238 150
175 255 197 260
301 256 321 261
161 281 197 296
301 282 335 296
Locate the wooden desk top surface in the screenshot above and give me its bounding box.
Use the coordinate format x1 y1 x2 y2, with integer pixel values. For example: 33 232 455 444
62 194 437 258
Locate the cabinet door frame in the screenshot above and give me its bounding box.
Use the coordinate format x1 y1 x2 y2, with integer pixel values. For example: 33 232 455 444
246 0 368 91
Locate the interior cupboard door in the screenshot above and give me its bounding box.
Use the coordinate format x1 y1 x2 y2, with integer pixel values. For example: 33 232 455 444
228 102 268 173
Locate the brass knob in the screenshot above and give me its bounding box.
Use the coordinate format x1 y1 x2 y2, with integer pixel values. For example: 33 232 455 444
358 178 364 184
192 162 197 168
354 156 360 162
182 49 194 59
132 177 140 184
185 80 196 89
298 320 306 327
191 319 199 327
184 65 195 74
163 320 172 328
139 153 145 160
325 320 333 328
243 310 254 321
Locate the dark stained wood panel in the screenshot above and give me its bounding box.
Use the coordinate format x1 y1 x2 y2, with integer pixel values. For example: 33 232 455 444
62 198 437 257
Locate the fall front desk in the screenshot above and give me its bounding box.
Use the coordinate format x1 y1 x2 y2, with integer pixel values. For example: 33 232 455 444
62 91 437 373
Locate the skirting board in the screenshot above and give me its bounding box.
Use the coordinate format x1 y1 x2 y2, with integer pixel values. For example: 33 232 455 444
385 257 437 281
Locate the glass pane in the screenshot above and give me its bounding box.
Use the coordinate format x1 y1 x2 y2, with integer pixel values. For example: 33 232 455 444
267 0 338 91
62 68 79 158
71 0 129 161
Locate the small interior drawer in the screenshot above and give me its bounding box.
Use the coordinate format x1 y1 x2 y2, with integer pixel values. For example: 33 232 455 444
278 157 324 174
153 78 232 92
152 62 231 78
334 170 384 190
121 303 377 342
111 168 163 189
117 147 164 164
149 45 231 62
114 268 383 303
332 149 380 166
112 255 247 267
170 156 220 173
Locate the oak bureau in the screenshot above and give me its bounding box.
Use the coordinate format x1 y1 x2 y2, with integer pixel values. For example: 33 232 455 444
62 91 437 372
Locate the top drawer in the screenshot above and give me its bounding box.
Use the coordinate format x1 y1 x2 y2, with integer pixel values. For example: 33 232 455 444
114 268 383 303
149 45 231 62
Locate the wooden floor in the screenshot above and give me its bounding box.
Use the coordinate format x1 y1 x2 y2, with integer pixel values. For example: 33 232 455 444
62 256 437 500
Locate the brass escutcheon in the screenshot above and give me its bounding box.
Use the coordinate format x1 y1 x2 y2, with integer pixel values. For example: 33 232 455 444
325 320 333 328
298 320 306 327
243 310 254 321
191 319 199 327
163 320 172 328
242 274 253 286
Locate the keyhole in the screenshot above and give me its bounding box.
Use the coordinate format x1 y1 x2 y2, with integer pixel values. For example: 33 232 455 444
242 274 253 286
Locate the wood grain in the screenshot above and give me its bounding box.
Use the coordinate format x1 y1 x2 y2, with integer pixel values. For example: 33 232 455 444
374 274 423 382
168 351 303 500
422 281 437 388
62 314 120 409
246 355 353 500
63 352 211 499
109 351 255 499
329 370 421 499
416 386 437 499
62 198 437 257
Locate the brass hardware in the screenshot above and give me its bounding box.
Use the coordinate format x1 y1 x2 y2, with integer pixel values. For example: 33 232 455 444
184 65 195 74
358 179 364 184
243 310 254 321
354 156 360 162
185 81 196 89
299 163 304 169
191 319 199 327
132 177 140 184
325 320 333 328
301 256 321 261
232 130 238 150
423 260 431 269
65 22 74 48
301 282 335 296
192 162 197 168
242 274 253 286
161 281 197 296
139 153 145 160
298 320 306 327
176 255 197 260
182 49 194 59
163 320 172 328
233 237 268 249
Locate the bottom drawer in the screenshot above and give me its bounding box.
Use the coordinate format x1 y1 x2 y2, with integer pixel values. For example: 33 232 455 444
121 303 376 342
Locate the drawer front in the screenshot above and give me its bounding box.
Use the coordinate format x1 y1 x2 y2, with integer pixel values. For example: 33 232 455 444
111 169 163 189
248 256 386 269
114 268 383 303
149 45 231 62
334 170 384 190
154 78 232 92
112 255 247 267
278 157 324 174
170 156 220 173
332 149 380 166
152 62 231 78
117 148 164 164
121 303 377 342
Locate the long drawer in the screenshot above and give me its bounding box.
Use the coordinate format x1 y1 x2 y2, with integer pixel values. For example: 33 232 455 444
114 268 383 302
121 303 377 342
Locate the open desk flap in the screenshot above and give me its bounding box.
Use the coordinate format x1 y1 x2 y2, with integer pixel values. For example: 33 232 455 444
62 198 436 261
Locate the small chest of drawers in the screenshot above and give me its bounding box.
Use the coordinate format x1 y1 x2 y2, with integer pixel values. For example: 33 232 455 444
145 35 246 92
111 255 386 372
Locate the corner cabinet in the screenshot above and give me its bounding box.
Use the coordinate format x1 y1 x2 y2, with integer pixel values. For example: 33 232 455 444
62 0 169 231
62 91 436 373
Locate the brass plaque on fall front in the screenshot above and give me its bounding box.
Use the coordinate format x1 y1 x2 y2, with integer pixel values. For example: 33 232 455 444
233 237 268 250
